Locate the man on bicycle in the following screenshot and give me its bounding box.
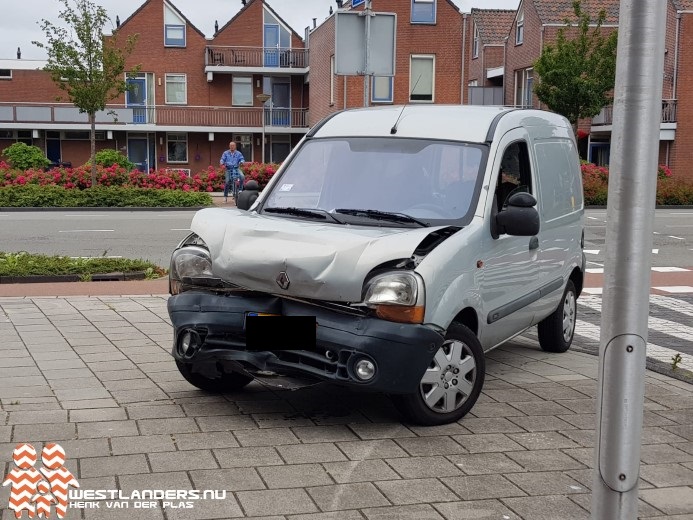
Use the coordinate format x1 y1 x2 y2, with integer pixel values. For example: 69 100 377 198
220 141 245 203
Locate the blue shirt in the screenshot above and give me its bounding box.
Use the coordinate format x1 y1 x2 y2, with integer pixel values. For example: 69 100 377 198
220 150 244 172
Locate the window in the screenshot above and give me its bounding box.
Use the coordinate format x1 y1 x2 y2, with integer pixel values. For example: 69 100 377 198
410 55 435 102
411 0 436 24
164 3 186 47
473 24 480 58
63 131 106 140
167 133 188 163
468 80 478 87
514 68 534 107
0 69 11 80
495 141 532 211
232 77 253 106
0 130 13 139
330 55 335 105
535 140 583 220
516 7 524 45
372 76 394 103
165 74 187 104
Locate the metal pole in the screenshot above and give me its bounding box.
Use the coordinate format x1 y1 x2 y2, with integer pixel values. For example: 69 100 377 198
591 1 666 518
363 0 372 107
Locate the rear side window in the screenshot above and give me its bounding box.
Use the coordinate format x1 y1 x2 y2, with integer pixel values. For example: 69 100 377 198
534 139 583 221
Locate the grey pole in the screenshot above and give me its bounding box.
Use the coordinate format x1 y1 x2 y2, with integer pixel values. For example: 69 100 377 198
591 1 667 518
363 0 372 107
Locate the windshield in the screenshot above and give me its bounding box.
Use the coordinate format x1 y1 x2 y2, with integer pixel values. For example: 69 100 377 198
261 137 488 225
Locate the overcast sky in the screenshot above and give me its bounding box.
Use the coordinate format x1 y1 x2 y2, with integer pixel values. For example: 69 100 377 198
1 0 518 60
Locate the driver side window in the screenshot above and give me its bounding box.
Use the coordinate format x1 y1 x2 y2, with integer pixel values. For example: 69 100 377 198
495 141 532 211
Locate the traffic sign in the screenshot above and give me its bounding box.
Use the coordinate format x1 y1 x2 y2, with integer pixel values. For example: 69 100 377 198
352 0 365 7
334 11 396 76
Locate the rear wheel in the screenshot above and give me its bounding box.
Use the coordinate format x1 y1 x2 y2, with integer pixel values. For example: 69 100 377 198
176 361 253 393
538 280 577 353
392 323 485 426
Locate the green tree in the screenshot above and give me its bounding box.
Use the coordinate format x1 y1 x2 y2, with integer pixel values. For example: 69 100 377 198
533 0 618 135
33 0 139 186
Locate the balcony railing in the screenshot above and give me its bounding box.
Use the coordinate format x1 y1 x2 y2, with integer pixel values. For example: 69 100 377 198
0 102 309 129
592 99 677 126
205 46 309 69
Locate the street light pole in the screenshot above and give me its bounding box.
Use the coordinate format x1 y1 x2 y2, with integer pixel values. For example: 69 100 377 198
592 1 667 518
256 93 271 163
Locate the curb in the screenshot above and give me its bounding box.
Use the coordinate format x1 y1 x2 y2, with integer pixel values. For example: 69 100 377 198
0 272 149 284
586 205 693 210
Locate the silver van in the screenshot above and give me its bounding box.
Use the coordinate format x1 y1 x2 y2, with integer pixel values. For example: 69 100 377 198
167 105 586 425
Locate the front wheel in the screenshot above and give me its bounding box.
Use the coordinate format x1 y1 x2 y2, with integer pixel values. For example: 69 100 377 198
176 361 253 393
391 323 485 426
537 280 577 353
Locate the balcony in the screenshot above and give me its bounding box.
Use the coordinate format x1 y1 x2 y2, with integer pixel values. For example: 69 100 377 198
205 46 309 75
0 102 310 132
592 99 677 126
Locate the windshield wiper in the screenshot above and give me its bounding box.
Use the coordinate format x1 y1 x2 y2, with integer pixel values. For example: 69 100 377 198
264 207 344 224
334 209 428 227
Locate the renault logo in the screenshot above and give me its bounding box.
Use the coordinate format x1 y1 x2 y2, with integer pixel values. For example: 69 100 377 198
276 271 290 290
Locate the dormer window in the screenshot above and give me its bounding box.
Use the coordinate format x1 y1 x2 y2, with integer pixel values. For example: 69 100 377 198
473 23 480 58
516 7 524 45
164 3 186 47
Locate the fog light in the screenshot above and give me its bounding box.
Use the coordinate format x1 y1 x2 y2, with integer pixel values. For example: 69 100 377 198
354 359 376 381
179 331 192 356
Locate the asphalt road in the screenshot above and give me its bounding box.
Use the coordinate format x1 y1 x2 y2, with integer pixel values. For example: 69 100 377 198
0 208 691 268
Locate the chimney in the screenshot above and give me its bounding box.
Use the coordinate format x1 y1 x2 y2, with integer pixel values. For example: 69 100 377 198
215 20 219 33
329 5 333 15
241 0 246 5
17 47 21 59
116 15 120 28
336 0 343 8
313 18 317 28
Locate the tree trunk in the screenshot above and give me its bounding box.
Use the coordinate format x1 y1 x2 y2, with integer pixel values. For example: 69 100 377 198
90 113 97 187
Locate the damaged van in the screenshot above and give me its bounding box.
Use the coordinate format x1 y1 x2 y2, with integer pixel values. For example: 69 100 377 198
167 105 585 425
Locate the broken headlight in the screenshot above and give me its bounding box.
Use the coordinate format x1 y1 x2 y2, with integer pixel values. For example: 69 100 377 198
362 271 425 324
169 235 214 295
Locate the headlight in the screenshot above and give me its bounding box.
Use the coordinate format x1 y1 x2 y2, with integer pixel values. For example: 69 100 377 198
363 272 425 324
170 245 213 295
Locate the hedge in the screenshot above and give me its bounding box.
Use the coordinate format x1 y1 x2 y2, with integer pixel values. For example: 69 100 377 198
0 185 213 207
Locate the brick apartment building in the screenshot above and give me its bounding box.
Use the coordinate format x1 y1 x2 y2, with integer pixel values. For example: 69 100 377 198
0 0 309 171
308 0 465 126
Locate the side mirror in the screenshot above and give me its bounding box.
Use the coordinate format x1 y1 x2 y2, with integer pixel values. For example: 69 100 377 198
495 193 540 236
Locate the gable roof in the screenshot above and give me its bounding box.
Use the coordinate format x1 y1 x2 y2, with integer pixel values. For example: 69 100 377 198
531 0 620 25
673 0 693 9
215 0 304 42
471 9 516 44
116 0 206 39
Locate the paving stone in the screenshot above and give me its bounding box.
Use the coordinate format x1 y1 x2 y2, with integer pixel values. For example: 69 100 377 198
386 456 463 478
77 420 139 438
362 504 444 520
323 459 400 483
432 500 521 519
640 463 693 487
507 414 577 432
640 443 693 464
259 464 333 489
375 478 458 505
407 424 472 436
54 387 112 401
62 399 119 410
503 495 589 519
307 482 390 511
234 399 295 414
70 408 128 423
483 388 537 402
80 454 149 477
118 471 192 492
180 402 241 416
665 425 693 442
460 417 526 434
173 432 239 450
277 442 347 464
642 426 689 445
394 436 467 457
291 426 359 444
50 377 105 390
138 418 200 435
190 468 266 492
505 471 588 496
555 399 598 414
468 402 526 418
111 435 176 455
347 423 416 440
336 439 409 460
451 433 525 454
96 369 147 381
103 379 159 392
234 427 300 447
110 388 170 404
237 489 318 517
214 447 284 468
448 453 526 475
8 410 68 424
507 431 580 450
559 429 596 448
196 415 257 431
13 422 76 441
557 414 597 429
48 438 111 459
507 449 587 472
166 497 244 520
148 449 218 472
442 474 526 500
507 400 574 416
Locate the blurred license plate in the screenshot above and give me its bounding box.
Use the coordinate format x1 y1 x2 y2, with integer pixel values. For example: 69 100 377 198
245 314 317 352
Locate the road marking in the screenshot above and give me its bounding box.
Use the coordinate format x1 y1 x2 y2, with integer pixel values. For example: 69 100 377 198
587 268 604 274
653 231 661 235
58 230 115 233
587 217 600 220
587 261 603 267
667 212 693 215
584 250 600 255
64 214 107 217
650 294 693 315
668 236 685 240
652 267 690 272
653 286 693 295
170 228 191 231
652 249 659 254
69 256 123 259
582 288 603 294
666 225 693 227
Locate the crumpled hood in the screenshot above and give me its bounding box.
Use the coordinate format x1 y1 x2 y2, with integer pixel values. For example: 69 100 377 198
190 208 449 302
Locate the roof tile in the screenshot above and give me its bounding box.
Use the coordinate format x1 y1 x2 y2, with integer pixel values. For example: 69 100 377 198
471 9 517 44
532 0 620 25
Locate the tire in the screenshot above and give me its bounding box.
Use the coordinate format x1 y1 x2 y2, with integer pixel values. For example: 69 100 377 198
391 323 485 426
176 360 253 393
538 280 577 353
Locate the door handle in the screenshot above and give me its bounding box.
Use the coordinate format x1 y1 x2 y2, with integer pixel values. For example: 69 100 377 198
529 236 539 250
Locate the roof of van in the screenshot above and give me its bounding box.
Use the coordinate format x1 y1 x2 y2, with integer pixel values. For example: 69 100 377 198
310 105 569 144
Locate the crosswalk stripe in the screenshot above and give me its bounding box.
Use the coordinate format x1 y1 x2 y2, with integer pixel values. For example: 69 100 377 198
649 295 693 318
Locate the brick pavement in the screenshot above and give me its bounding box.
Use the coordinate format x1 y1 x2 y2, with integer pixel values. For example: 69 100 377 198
0 295 691 519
